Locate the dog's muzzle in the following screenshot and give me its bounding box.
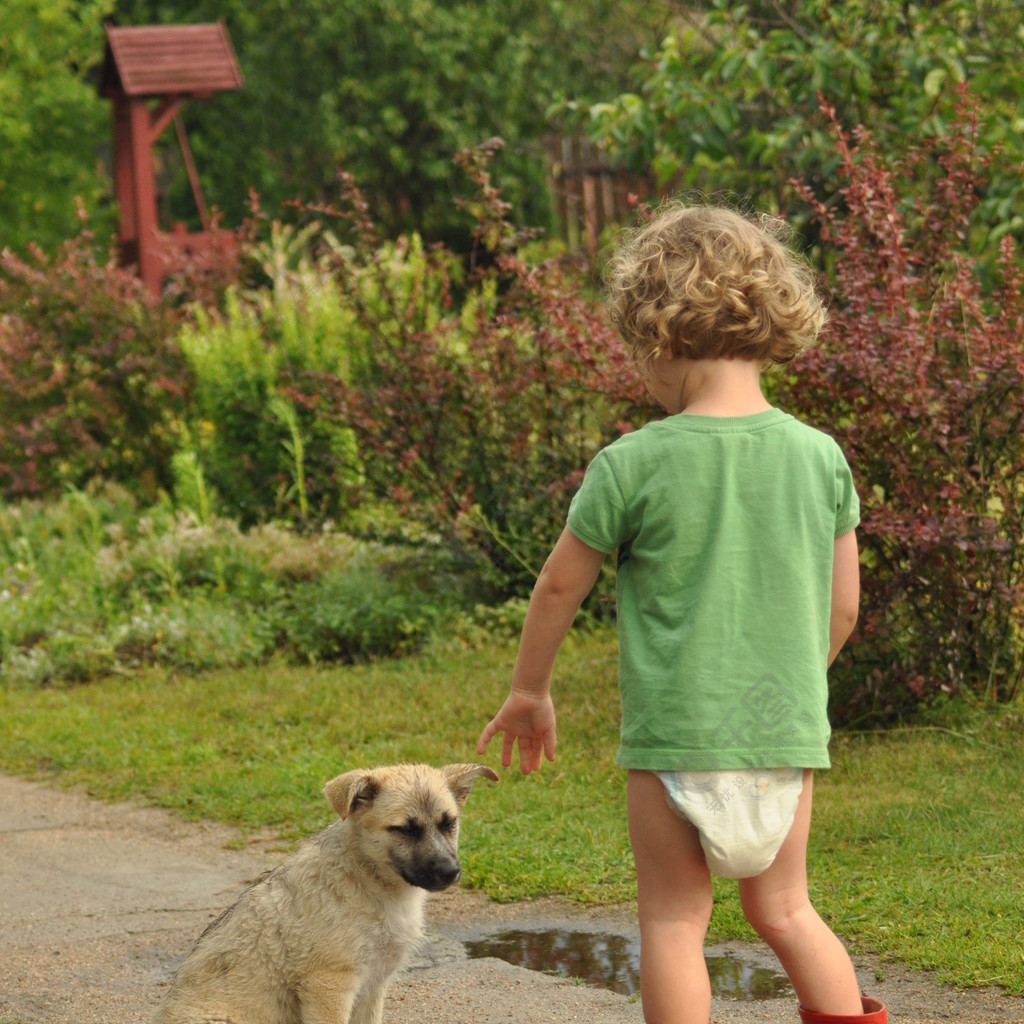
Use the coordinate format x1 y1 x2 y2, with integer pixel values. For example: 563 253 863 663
402 859 461 892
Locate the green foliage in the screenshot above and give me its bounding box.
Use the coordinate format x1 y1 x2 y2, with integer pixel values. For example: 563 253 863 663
0 484 477 685
175 217 481 529
273 567 441 664
0 0 117 253
584 0 1024 245
108 0 666 248
177 238 362 525
3 0 664 257
0 223 190 500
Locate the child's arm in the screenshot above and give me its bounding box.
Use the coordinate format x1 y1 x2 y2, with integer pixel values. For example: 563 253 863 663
828 529 860 666
477 527 606 775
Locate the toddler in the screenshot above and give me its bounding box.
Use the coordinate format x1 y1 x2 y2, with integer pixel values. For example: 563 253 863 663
477 204 886 1024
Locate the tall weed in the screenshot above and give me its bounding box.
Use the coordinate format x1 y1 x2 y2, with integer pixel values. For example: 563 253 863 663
178 252 361 526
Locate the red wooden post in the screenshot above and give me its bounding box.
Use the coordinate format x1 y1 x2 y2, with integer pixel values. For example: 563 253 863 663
128 98 160 293
111 93 137 264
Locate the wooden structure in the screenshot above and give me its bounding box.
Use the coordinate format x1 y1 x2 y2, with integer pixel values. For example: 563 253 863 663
548 135 658 256
98 23 243 294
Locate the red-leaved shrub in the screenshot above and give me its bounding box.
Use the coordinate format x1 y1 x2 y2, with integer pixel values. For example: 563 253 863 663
315 143 646 592
776 92 1024 721
0 218 192 501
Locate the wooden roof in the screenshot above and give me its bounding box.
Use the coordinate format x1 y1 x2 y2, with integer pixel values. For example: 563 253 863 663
100 23 243 98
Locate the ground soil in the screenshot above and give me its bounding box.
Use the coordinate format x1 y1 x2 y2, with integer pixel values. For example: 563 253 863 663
1 773 1021 1024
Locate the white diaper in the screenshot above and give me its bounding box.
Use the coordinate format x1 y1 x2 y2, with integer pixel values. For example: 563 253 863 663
657 768 804 879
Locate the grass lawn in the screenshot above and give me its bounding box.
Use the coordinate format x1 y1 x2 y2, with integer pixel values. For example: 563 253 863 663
1 628 1021 993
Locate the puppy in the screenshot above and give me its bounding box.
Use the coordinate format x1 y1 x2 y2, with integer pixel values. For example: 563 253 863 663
152 762 498 1024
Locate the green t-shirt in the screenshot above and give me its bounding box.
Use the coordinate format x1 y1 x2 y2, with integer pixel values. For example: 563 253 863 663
566 409 859 771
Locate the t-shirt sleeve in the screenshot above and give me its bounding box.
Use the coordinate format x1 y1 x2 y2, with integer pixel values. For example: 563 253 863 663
834 447 860 537
566 450 630 554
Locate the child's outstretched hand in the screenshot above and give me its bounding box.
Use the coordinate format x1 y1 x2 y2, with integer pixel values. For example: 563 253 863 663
477 690 556 775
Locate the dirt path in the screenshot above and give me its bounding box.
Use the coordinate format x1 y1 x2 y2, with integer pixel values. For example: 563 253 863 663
1 773 1021 1024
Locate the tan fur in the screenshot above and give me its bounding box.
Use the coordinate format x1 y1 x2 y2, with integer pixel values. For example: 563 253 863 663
152 763 497 1024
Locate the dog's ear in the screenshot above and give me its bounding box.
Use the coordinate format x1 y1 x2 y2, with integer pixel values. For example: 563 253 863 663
442 763 499 807
324 770 381 820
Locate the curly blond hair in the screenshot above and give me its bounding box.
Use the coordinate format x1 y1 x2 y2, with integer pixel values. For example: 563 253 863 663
605 202 826 368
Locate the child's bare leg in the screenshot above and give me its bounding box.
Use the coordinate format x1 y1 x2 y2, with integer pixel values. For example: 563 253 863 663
627 769 714 1024
738 771 863 1014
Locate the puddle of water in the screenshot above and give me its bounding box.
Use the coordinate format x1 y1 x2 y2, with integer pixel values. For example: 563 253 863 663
464 928 793 1001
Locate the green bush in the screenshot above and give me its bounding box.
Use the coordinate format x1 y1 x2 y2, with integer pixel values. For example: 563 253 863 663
0 485 470 685
273 567 440 663
111 598 276 674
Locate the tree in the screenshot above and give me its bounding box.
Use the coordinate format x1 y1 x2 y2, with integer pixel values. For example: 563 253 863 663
583 0 1024 248
4 0 674 255
0 0 117 253
109 0 671 249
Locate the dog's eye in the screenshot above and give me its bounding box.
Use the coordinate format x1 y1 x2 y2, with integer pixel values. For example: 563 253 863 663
389 821 424 840
438 813 457 835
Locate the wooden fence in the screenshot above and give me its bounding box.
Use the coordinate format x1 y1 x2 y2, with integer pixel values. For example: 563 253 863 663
547 135 658 255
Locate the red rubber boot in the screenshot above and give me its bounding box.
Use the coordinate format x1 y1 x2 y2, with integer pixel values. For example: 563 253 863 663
798 996 888 1023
